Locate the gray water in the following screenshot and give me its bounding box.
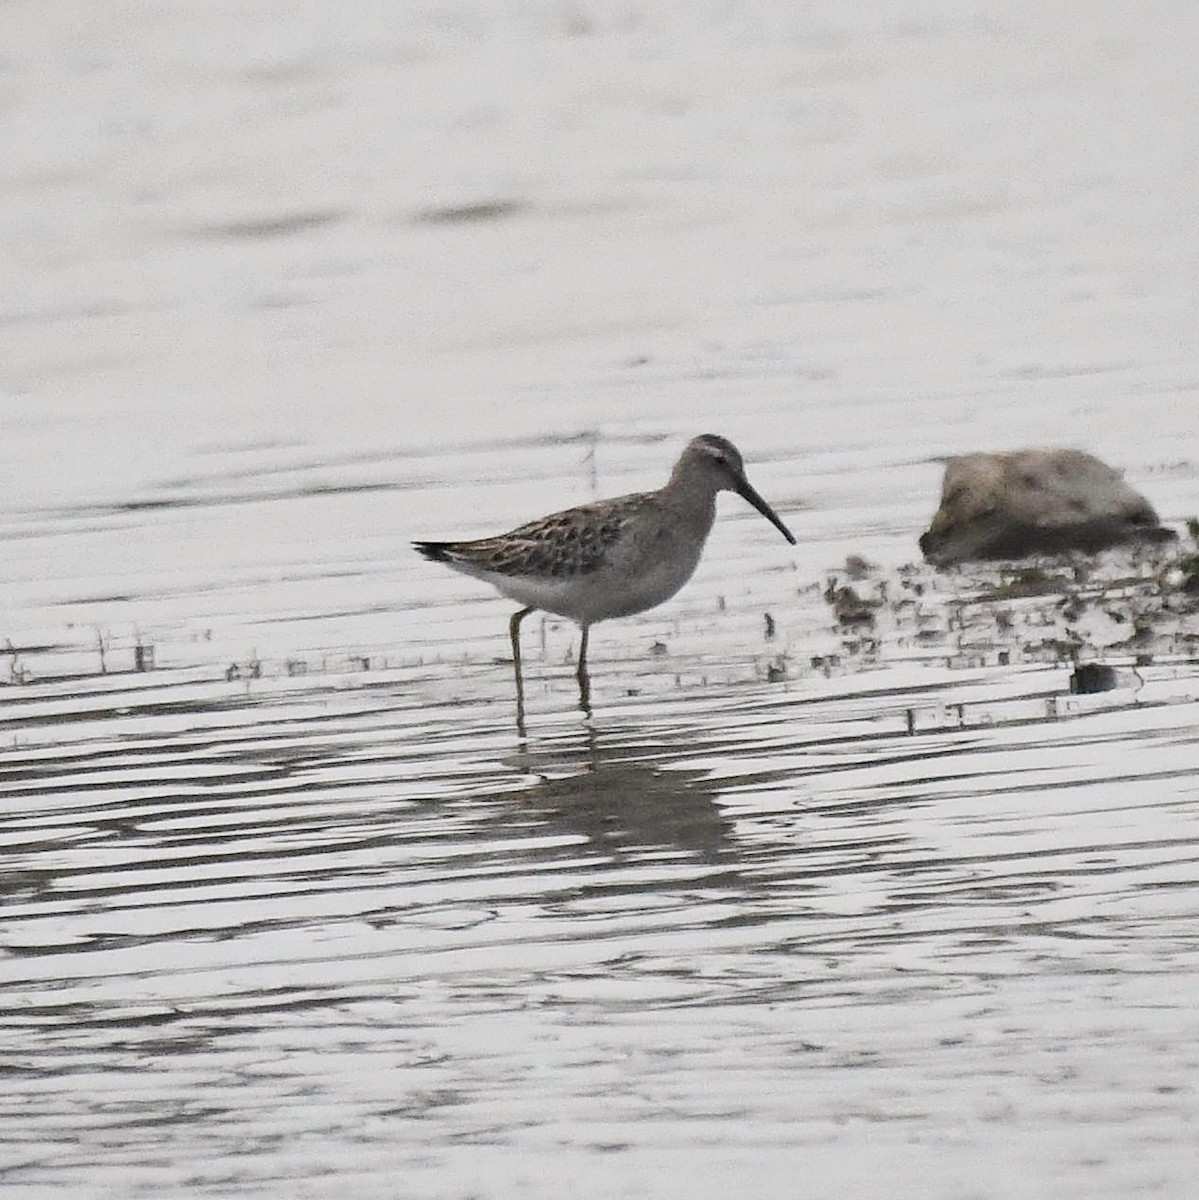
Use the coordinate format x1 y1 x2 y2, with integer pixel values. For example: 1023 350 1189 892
3 3 1199 1197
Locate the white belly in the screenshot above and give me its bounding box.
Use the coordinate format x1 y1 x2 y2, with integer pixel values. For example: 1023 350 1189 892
460 522 709 625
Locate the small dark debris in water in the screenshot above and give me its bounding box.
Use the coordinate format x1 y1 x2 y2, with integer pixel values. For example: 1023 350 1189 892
843 554 877 580
766 657 787 682
1129 616 1159 646
764 612 776 640
226 659 262 682
997 649 1010 666
1029 634 1085 663
810 654 841 674
842 637 879 661
285 659 308 677
649 640 668 657
978 566 1070 601
826 583 877 628
945 603 966 632
1069 662 1119 694
1058 593 1085 622
1176 551 1199 596
896 565 926 597
350 655 372 671
412 199 527 225
133 642 155 672
716 596 727 614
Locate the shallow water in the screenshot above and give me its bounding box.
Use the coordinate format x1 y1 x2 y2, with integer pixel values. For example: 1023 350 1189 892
4 2 1199 1197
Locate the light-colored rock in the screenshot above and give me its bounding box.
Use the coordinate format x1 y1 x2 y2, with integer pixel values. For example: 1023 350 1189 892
920 449 1173 565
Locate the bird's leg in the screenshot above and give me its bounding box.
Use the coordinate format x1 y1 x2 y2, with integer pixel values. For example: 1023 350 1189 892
576 624 591 714
509 607 533 728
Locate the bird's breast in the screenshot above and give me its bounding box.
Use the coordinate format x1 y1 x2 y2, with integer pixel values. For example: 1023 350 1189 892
578 506 711 621
465 498 715 625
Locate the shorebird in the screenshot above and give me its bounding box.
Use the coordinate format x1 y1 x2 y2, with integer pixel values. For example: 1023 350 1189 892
414 434 795 718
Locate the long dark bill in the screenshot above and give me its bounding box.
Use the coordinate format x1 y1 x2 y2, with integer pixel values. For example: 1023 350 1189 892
734 475 796 544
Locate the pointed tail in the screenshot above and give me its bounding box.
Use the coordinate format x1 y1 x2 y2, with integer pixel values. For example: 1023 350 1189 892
413 541 454 563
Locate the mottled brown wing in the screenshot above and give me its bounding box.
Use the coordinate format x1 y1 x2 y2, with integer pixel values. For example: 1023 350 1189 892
468 494 648 578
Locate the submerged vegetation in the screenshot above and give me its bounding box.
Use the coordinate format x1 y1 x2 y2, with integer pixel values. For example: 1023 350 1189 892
822 524 1199 676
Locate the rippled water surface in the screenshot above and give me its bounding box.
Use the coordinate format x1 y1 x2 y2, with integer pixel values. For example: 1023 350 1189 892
4 2 1199 1197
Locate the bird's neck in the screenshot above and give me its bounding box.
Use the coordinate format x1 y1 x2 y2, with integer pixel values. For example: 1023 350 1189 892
657 476 718 534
